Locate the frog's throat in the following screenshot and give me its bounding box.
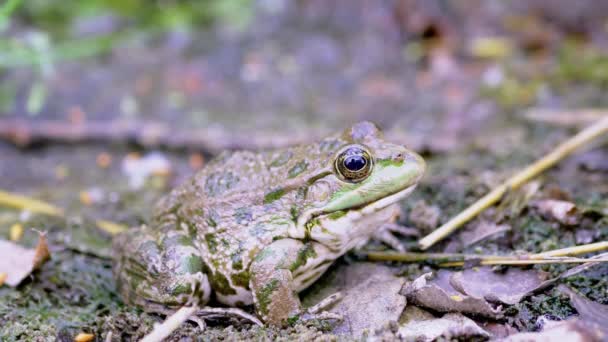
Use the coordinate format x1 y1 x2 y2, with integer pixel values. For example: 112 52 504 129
296 184 417 232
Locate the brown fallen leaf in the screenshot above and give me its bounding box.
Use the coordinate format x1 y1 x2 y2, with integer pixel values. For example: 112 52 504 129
531 199 581 226
402 267 551 318
328 263 406 337
502 318 604 342
558 285 608 338
401 271 503 318
0 231 51 287
450 267 549 305
398 306 490 341
302 263 407 338
459 220 511 247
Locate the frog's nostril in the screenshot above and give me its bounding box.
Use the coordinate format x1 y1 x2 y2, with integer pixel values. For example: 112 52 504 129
393 152 405 162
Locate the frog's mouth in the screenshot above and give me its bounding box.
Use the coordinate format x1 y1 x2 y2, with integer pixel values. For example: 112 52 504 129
358 184 418 214
297 184 418 232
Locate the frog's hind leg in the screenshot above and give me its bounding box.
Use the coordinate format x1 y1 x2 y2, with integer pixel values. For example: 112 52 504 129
112 224 212 312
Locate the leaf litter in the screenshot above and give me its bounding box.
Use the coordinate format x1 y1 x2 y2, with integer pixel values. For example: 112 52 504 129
0 231 50 287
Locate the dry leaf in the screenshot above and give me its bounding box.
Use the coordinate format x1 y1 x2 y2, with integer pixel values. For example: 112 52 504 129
401 271 503 318
502 318 603 342
532 199 580 226
450 267 549 305
327 263 407 337
398 306 489 341
460 220 511 247
0 232 51 287
558 285 608 337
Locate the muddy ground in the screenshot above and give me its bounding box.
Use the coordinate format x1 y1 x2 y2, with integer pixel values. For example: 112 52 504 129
0 1 607 341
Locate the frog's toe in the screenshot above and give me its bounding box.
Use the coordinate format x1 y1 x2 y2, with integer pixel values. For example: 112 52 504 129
373 222 419 252
195 306 263 326
307 292 343 314
296 311 343 328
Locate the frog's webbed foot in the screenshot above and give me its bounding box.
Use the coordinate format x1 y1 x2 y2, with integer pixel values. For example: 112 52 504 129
147 305 261 332
194 306 263 327
373 222 419 252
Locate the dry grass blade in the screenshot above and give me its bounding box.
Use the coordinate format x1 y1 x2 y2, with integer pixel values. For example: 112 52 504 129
532 241 608 258
367 241 608 266
0 188 127 235
439 257 608 267
524 108 607 127
0 189 64 216
96 219 128 235
419 115 608 250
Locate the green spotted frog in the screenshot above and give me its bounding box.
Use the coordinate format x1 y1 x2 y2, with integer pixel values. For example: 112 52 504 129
113 121 425 325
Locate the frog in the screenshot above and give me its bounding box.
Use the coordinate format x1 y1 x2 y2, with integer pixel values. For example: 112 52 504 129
112 121 425 326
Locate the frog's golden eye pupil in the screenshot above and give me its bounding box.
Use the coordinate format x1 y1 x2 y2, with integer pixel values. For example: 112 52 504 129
335 146 373 182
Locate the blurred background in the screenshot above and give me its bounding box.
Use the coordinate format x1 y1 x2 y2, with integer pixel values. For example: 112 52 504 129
1 1 608 339
2 0 608 223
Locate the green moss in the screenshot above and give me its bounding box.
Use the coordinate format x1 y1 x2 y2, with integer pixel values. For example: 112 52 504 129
264 188 286 204
257 278 279 315
286 314 300 326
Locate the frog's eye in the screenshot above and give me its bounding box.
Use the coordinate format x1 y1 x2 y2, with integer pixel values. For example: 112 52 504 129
335 146 373 182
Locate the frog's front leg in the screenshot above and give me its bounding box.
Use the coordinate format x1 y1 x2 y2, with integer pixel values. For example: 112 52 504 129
249 239 340 326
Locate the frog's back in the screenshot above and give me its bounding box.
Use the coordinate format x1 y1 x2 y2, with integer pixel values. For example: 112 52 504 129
150 143 340 306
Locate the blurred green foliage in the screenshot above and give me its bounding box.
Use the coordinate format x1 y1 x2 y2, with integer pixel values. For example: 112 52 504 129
16 0 253 37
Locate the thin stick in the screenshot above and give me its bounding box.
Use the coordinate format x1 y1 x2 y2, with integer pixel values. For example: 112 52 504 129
365 251 513 263
439 257 608 267
0 118 320 153
532 241 608 258
0 190 64 216
367 241 608 263
524 108 607 127
418 116 608 250
141 306 198 342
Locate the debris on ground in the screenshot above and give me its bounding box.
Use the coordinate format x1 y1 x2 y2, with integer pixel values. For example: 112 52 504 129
531 199 581 226
397 306 490 341
0 231 50 287
402 267 551 318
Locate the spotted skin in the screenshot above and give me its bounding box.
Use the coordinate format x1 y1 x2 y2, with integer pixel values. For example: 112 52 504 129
112 121 426 326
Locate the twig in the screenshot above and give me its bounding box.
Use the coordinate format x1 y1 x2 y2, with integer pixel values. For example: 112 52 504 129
418 115 608 250
0 189 64 216
524 108 607 127
365 251 512 263
533 241 608 258
141 306 199 342
0 118 320 153
439 257 608 267
367 241 608 264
